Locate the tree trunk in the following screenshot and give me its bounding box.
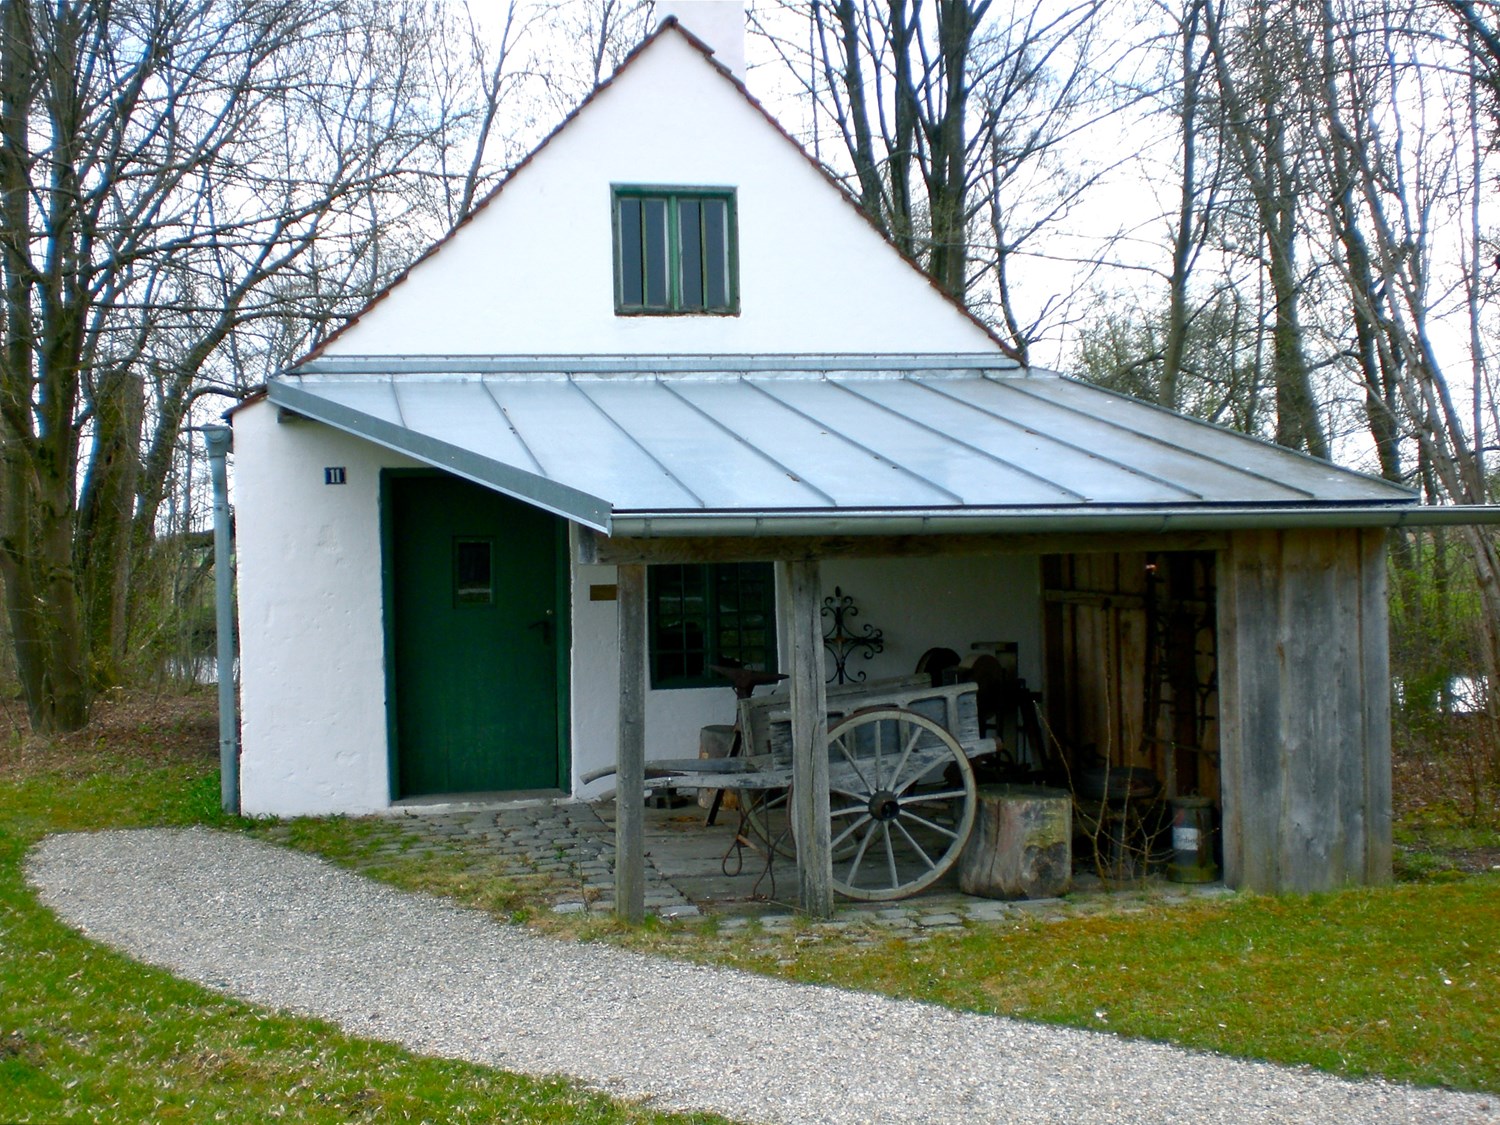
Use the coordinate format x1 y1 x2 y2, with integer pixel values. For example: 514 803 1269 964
77 367 145 684
1162 0 1207 411
0 0 87 731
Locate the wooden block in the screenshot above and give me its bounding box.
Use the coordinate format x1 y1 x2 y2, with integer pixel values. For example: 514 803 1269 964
959 784 1071 899
697 724 739 810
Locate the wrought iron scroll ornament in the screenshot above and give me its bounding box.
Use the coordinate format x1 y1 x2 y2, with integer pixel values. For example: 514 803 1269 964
822 586 884 684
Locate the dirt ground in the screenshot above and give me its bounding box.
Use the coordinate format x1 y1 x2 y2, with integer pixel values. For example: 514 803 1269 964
1391 720 1500 874
0 685 218 781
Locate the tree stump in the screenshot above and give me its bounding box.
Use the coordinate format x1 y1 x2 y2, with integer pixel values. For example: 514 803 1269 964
959 784 1071 899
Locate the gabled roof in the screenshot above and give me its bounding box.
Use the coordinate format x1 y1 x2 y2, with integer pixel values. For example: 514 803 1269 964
271 355 1419 535
299 19 1007 363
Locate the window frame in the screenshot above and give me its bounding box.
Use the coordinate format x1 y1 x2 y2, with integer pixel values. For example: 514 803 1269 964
452 537 495 606
612 185 739 317
648 561 776 690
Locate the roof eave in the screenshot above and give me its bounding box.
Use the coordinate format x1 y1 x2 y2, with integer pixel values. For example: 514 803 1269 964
267 378 613 531
604 503 1494 539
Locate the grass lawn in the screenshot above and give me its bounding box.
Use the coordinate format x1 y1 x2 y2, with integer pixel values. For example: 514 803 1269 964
5 689 1500 1116
0 693 728 1125
716 880 1500 1092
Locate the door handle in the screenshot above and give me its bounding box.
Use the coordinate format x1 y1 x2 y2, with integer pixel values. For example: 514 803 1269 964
527 614 554 645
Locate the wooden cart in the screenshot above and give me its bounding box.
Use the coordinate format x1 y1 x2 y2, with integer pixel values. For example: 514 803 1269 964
605 675 993 902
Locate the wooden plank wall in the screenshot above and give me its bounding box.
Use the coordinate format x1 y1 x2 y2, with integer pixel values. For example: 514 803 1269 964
1041 551 1220 801
1218 527 1393 892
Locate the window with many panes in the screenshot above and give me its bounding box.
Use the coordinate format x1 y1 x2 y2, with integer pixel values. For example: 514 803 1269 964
613 186 737 315
649 562 775 688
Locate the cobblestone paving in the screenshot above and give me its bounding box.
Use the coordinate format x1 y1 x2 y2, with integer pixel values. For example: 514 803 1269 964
381 802 698 917
336 798 1236 939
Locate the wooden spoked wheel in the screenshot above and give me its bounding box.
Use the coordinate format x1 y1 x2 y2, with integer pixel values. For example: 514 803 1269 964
739 787 860 862
824 707 976 901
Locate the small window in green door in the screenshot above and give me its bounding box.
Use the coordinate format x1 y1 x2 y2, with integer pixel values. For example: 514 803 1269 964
455 539 494 604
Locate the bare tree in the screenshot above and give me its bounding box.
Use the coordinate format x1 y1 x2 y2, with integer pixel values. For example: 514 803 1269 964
758 0 1108 319
967 2 1128 360
1200 0 1330 458
1158 0 1220 410
1304 0 1500 726
1073 288 1267 430
0 0 499 730
556 0 657 95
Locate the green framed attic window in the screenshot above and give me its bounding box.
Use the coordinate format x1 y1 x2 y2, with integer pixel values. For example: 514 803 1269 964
613 186 737 315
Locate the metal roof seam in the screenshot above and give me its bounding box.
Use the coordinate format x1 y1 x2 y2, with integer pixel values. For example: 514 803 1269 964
1014 376 1395 498
1048 373 1414 492
654 377 842 506
266 380 613 530
268 367 1418 523
479 378 548 477
742 377 968 505
833 376 1088 502
387 376 410 430
565 375 708 508
292 353 1024 376
912 376 1211 501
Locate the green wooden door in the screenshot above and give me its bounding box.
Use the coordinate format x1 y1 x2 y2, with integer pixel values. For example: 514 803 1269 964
388 474 564 797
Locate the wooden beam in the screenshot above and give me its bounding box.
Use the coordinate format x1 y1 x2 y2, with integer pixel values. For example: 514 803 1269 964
578 528 1229 566
784 559 833 919
1360 528 1393 883
615 563 646 923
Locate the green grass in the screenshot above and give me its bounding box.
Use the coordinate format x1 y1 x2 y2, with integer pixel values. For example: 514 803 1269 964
9 738 1500 1110
1395 811 1500 883
0 755 728 1124
717 883 1500 1092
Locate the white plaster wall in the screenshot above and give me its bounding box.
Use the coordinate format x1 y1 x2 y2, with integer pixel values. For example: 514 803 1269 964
819 557 1043 687
568 554 1042 797
657 2 746 79
321 29 999 358
234 402 422 816
570 560 731 797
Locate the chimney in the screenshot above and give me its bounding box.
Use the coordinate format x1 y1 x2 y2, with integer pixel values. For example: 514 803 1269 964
657 1 747 81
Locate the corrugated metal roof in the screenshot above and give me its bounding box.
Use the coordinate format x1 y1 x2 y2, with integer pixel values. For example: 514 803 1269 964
269 356 1417 534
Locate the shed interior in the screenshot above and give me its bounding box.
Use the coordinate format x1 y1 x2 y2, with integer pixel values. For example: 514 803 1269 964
1037 550 1221 876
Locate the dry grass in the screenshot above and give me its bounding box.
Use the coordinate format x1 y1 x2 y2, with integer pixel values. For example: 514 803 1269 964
0 685 217 781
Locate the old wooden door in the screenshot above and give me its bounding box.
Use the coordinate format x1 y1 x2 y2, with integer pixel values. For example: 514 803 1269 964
388 474 564 797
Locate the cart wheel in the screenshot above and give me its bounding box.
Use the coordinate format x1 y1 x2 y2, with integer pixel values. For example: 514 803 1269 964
823 707 976 901
741 787 859 863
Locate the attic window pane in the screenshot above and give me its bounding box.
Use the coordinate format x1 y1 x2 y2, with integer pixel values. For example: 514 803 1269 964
618 198 643 307
641 198 669 308
702 199 729 310
679 199 703 309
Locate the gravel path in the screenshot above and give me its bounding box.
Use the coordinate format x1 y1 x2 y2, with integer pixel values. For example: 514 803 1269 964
26 828 1497 1125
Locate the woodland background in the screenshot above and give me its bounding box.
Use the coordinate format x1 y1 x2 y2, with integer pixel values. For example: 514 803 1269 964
0 0 1495 816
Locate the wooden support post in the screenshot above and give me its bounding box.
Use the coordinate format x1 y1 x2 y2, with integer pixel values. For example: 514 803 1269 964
784 559 833 919
616 563 646 924
1218 528 1394 893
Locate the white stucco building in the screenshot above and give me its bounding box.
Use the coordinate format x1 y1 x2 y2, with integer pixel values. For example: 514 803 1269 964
232 6 1428 898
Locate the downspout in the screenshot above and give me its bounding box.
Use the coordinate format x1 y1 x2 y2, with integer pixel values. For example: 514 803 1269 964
203 426 239 814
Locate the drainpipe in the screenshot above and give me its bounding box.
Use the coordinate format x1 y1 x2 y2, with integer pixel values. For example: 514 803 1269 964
203 425 239 815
